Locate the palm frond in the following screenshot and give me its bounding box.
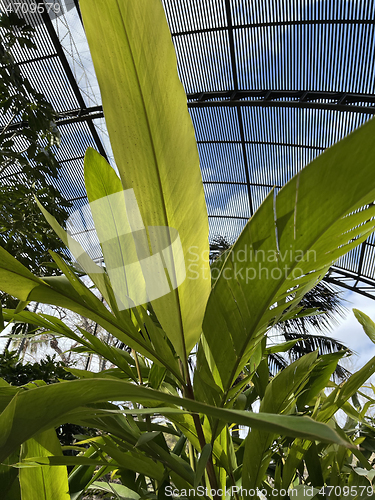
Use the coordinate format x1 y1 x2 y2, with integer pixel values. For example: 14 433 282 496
268 353 288 377
278 281 347 335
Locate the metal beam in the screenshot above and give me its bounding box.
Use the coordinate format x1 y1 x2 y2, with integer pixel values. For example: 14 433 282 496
197 139 326 150
324 267 375 300
17 53 57 66
224 0 254 216
355 242 368 288
187 90 375 114
208 215 249 220
57 106 105 126
172 19 375 37
1 106 105 135
4 87 375 135
204 180 282 189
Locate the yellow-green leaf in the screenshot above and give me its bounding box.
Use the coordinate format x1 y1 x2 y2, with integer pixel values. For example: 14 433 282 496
202 117 375 395
19 429 70 500
353 308 375 344
79 0 210 363
0 378 348 463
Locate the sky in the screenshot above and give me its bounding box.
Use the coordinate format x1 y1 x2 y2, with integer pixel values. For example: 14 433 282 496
331 291 375 376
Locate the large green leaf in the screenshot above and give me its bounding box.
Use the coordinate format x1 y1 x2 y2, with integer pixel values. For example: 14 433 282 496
0 378 347 463
29 439 166 482
201 117 375 397
35 198 113 310
61 406 199 485
0 247 45 301
88 482 139 500
0 378 19 413
79 0 210 363
318 355 375 422
19 429 70 500
68 446 109 500
83 148 148 315
0 448 21 500
296 351 345 409
4 306 178 383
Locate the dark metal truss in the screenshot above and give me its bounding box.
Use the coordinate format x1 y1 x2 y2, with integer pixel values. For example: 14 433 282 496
1 105 105 133
187 90 375 115
171 19 375 37
0 4 108 164
38 8 108 161
325 268 375 301
4 88 375 132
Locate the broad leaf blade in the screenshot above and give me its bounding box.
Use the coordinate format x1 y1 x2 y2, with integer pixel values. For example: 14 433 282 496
88 482 139 500
243 352 318 490
79 0 211 361
0 448 21 500
353 308 375 344
194 444 212 488
83 148 149 312
282 353 375 489
202 117 375 396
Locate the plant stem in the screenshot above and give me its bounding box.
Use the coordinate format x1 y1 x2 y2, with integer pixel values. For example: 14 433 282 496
229 471 241 500
183 365 221 500
132 349 143 385
0 112 16 138
188 440 196 471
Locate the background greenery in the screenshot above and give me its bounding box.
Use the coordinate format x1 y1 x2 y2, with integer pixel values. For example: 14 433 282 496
0 12 70 297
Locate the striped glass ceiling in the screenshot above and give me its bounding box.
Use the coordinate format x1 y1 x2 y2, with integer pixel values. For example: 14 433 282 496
1 0 375 298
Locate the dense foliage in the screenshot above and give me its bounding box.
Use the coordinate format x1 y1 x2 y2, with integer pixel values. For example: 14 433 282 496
210 237 350 379
0 350 94 453
0 12 70 294
0 350 74 386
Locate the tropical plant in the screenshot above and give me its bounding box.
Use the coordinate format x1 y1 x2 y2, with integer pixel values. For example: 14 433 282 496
1 1 375 499
210 236 350 379
0 11 72 358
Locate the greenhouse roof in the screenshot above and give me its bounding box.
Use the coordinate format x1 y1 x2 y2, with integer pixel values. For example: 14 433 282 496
2 0 375 299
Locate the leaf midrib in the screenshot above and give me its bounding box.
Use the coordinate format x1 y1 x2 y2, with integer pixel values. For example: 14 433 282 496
114 0 187 364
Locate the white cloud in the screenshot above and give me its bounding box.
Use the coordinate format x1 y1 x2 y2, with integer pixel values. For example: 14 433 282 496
331 291 375 378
